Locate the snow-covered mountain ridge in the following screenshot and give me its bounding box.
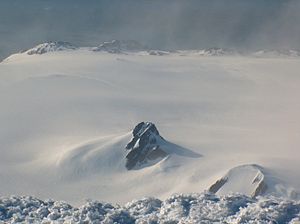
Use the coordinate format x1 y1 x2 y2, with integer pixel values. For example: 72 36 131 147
3 41 300 61
24 41 78 55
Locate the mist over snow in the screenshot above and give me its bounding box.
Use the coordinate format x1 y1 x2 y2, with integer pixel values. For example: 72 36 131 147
1 0 300 60
1 50 300 205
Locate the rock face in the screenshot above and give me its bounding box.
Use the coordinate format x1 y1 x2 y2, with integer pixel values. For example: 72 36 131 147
208 164 268 197
93 40 148 53
25 41 77 55
125 122 168 170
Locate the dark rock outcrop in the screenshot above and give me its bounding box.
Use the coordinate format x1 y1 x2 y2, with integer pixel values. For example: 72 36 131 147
125 122 168 170
208 178 228 194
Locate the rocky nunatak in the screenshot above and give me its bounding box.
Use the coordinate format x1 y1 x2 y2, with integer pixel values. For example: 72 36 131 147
125 122 168 170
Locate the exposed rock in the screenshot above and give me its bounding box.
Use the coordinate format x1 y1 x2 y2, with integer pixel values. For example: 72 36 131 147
125 122 168 170
25 41 77 55
208 178 228 194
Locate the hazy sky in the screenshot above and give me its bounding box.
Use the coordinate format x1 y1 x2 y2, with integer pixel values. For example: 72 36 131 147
1 0 300 59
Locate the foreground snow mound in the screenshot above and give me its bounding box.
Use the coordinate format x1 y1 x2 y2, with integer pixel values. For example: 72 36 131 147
24 41 78 55
1 193 300 223
209 164 299 199
92 40 148 53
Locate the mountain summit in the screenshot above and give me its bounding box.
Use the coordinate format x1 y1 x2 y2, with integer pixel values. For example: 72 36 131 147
92 40 148 53
24 41 77 55
125 122 168 170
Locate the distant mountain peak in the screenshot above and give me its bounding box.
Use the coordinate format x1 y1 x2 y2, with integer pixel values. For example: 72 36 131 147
195 47 238 56
92 40 148 53
125 122 168 170
24 41 78 55
253 49 300 57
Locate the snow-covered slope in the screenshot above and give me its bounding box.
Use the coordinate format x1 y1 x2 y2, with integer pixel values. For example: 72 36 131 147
0 49 300 205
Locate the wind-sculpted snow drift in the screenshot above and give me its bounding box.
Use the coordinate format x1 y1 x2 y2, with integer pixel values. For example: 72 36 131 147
1 193 300 223
58 122 200 177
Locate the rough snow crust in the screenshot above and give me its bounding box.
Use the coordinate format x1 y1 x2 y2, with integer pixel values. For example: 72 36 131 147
1 193 300 224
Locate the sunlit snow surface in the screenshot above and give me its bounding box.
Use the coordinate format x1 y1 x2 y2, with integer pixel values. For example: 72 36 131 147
1 193 300 223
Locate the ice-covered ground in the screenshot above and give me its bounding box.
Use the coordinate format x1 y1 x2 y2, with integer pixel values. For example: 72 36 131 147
1 193 300 223
0 48 300 208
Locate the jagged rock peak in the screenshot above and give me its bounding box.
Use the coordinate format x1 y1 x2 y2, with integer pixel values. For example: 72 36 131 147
125 122 167 170
92 40 148 53
25 41 77 55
